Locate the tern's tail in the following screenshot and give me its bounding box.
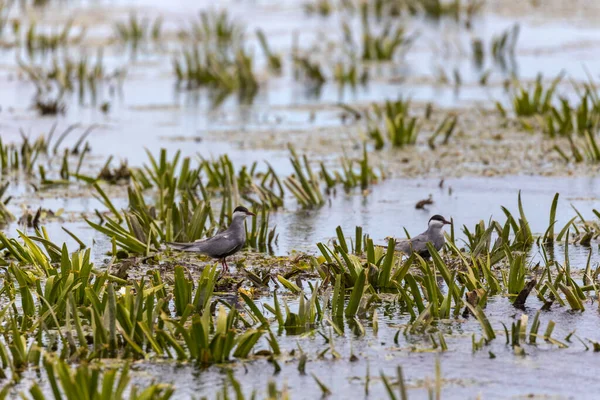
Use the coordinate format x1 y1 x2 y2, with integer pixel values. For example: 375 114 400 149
167 242 205 252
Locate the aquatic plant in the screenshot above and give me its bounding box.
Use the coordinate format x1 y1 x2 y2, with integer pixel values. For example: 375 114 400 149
256 29 282 73
366 98 451 149
9 19 86 57
333 60 369 87
367 111 420 149
304 0 332 16
407 0 484 24
18 51 126 107
245 207 278 252
293 55 326 89
498 74 562 118
114 13 163 48
31 356 174 400
173 45 259 103
0 124 94 184
358 4 413 61
428 114 458 149
491 24 519 70
180 10 244 48
320 143 383 191
554 130 600 164
284 145 324 208
0 182 15 226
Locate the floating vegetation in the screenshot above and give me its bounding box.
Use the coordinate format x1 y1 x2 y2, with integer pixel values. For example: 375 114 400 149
0 183 598 397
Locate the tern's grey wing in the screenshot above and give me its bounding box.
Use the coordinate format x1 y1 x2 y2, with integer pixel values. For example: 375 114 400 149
394 239 412 254
395 231 430 255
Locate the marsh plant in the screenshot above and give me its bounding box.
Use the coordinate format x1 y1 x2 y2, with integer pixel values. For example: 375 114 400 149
365 98 424 149
114 13 163 49
173 45 259 104
497 73 562 118
13 19 86 58
18 51 126 108
0 124 95 184
179 10 245 48
355 3 414 62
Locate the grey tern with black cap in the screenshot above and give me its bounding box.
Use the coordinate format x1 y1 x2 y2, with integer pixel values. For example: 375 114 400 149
395 214 452 258
168 206 255 272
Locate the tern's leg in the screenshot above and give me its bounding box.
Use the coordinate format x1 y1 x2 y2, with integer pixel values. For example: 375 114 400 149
224 258 229 273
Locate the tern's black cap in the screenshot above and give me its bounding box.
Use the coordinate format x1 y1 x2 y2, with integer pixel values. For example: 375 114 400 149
429 215 451 224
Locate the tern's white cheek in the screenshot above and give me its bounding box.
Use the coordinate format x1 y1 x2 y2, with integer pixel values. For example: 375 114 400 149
232 212 246 221
429 220 444 229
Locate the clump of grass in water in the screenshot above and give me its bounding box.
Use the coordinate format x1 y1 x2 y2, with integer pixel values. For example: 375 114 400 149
554 130 600 164
366 98 458 149
18 50 126 108
356 3 414 62
173 46 259 104
8 19 86 57
496 73 563 118
173 10 258 104
256 29 282 73
30 355 175 399
179 10 244 47
114 12 163 50
245 207 278 252
293 55 326 91
320 143 384 192
366 97 421 149
0 182 15 226
333 60 369 87
491 23 519 71
0 124 94 182
304 0 332 16
284 145 324 208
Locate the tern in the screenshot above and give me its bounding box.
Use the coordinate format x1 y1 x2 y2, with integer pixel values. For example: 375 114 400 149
167 206 255 272
395 215 451 258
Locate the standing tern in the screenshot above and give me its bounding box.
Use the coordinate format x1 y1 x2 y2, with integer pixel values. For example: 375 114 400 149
395 215 452 258
168 206 255 272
